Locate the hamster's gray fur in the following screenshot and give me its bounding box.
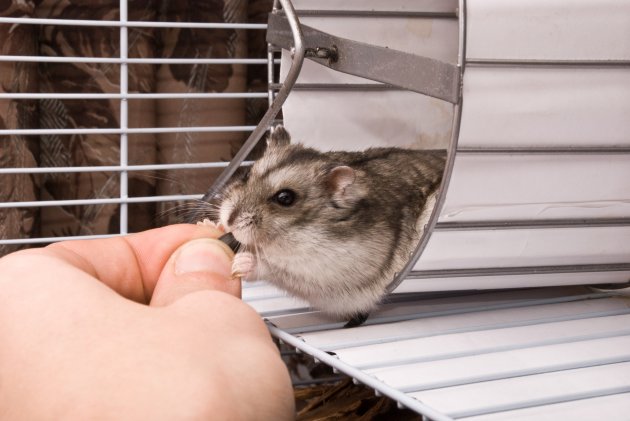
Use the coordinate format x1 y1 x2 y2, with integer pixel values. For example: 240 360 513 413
214 126 445 323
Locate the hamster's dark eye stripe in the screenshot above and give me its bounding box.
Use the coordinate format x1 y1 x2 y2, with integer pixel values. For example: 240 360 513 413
259 149 321 181
271 189 296 207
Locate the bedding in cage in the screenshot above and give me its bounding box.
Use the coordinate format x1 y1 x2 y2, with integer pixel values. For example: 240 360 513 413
214 0 630 300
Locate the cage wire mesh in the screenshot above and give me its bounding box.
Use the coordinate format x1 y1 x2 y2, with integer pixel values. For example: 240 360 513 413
0 0 276 254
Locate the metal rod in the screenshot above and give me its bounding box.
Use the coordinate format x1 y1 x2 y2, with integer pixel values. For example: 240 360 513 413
259 306 313 318
0 17 266 29
355 327 630 371
269 82 404 91
0 194 204 209
0 92 268 99
401 353 630 393
202 0 306 199
0 234 119 246
457 146 630 154
316 307 630 352
466 59 630 68
283 291 619 336
434 218 630 231
0 126 256 136
449 385 630 419
267 47 275 106
268 325 454 421
407 263 630 279
0 56 277 64
292 10 457 19
119 0 129 235
0 161 252 175
267 0 279 106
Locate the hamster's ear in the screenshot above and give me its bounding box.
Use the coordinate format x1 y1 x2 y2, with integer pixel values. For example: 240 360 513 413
266 125 291 148
327 166 366 208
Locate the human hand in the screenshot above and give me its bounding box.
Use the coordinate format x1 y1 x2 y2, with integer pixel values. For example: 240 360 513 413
0 224 293 420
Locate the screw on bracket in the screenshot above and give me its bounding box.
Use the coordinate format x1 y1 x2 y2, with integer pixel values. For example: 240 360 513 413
305 45 338 63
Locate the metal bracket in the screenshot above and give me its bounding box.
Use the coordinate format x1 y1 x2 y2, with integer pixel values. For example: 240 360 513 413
202 0 306 200
267 12 461 104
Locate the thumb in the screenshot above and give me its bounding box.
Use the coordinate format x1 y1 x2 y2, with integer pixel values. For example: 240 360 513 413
150 238 240 307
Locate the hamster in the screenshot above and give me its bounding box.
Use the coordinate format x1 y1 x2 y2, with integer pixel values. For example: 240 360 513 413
208 126 445 327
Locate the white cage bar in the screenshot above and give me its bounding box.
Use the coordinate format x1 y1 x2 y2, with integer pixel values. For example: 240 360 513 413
0 1 269 247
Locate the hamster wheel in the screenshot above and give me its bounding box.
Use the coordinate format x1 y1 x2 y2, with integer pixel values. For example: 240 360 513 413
211 0 630 295
214 1 630 419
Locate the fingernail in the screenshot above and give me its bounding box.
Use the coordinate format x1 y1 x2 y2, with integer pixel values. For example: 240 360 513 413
175 239 234 277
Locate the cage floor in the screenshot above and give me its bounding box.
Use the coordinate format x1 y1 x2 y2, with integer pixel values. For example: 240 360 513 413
243 283 630 421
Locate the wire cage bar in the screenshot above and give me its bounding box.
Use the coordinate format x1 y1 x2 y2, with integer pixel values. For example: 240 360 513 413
0 2 271 249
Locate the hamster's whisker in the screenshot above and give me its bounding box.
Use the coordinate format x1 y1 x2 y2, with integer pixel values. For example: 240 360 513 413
194 200 221 210
155 200 221 224
251 233 266 281
155 205 188 221
192 200 221 214
257 236 273 273
189 199 221 213
155 203 197 220
130 172 187 189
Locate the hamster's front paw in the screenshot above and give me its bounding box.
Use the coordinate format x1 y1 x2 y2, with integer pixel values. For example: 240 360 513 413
232 251 256 280
344 312 369 328
196 218 224 231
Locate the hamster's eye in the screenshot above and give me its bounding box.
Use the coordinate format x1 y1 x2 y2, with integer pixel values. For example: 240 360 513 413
272 189 296 207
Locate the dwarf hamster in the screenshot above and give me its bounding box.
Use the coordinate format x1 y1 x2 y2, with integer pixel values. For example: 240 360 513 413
209 126 445 326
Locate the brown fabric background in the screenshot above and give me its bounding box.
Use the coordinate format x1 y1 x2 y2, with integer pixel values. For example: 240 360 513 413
0 0 272 255
0 0 40 256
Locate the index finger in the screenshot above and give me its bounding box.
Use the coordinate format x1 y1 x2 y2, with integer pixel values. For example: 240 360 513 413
44 224 224 303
